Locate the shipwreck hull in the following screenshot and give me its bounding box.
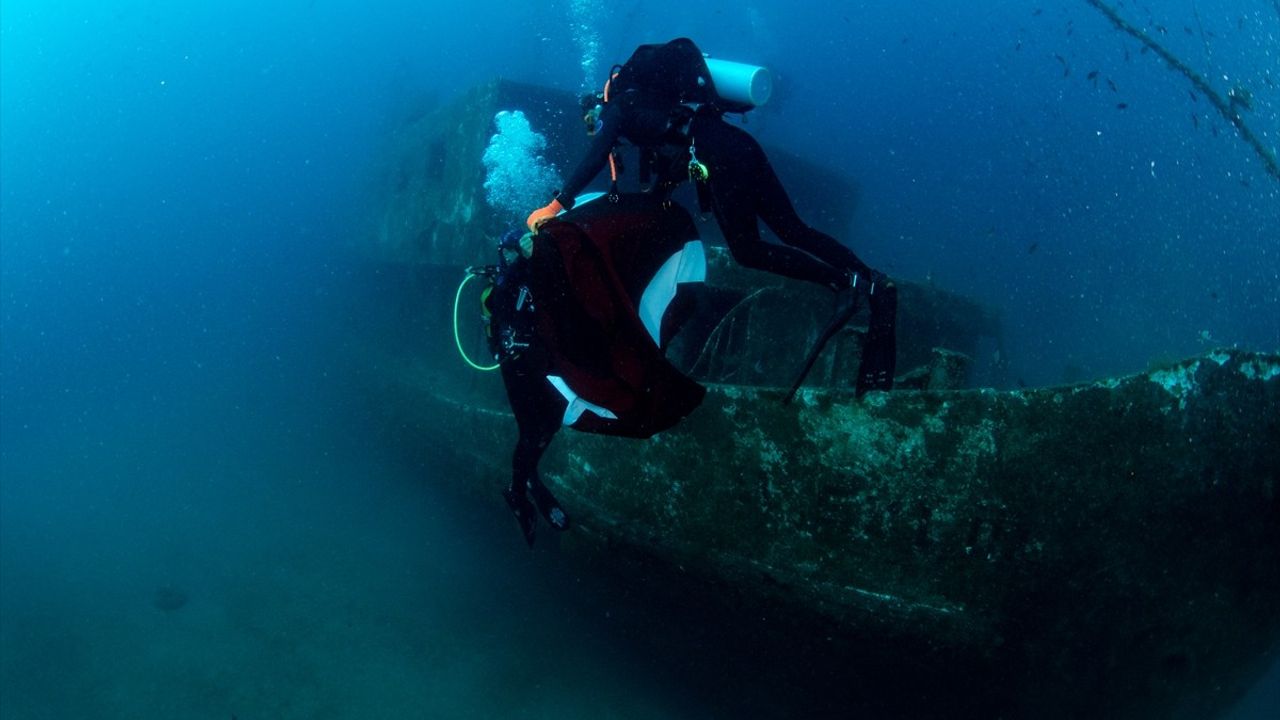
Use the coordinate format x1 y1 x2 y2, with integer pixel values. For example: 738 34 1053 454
360 78 1279 718
378 343 1280 718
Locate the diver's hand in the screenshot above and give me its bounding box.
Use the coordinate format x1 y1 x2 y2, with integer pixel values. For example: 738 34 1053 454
526 198 564 232
519 231 535 259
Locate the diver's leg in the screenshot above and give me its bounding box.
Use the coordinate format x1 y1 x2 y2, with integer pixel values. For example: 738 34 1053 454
744 145 877 279
513 415 570 533
504 361 571 534
699 119 877 282
715 119 898 394
500 361 564 546
755 177 881 281
695 120 848 289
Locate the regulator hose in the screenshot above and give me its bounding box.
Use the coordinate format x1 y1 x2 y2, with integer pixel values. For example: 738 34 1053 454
452 271 500 372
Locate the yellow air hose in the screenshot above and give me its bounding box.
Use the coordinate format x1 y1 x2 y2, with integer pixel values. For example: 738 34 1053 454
453 271 500 371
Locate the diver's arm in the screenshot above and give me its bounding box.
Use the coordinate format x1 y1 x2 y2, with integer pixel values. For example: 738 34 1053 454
556 102 623 209
526 103 622 230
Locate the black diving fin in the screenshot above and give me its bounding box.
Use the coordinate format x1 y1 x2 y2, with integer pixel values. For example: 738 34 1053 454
528 478 570 532
855 282 898 397
855 328 897 396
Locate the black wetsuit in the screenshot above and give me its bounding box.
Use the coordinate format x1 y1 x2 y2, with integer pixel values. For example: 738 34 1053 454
555 38 897 396
485 259 567 542
558 52 877 292
490 195 711 546
501 352 562 496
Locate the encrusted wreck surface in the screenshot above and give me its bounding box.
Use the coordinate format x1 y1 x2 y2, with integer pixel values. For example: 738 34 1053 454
378 344 1279 718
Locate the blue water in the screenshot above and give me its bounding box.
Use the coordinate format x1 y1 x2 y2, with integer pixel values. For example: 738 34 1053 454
2 1 1277 717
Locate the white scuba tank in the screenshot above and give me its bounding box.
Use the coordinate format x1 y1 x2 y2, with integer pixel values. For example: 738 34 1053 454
703 58 773 108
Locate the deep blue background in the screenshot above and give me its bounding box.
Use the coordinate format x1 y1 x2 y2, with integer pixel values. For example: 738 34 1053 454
2 1 1278 717
3 1 1276 397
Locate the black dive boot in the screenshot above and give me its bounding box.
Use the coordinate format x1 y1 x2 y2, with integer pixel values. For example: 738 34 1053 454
527 477 570 531
503 486 538 547
855 280 898 397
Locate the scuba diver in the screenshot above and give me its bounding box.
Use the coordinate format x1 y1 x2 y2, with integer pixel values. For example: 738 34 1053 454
482 229 571 546
527 38 897 397
478 200 707 546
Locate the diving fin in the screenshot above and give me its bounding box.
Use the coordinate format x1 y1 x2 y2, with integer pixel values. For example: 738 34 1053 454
503 487 538 547
855 283 898 397
783 286 860 404
855 330 896 396
528 478 570 532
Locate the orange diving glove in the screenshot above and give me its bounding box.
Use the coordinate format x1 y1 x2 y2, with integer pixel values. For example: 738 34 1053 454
526 198 565 232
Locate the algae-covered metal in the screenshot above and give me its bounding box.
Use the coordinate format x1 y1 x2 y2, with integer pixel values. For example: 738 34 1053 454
381 344 1279 718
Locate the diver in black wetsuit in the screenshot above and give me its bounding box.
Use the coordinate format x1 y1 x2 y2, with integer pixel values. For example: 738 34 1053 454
486 199 708 547
527 38 897 396
485 231 570 547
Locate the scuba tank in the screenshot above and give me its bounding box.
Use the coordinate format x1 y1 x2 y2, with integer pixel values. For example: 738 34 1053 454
703 58 772 109
604 40 772 112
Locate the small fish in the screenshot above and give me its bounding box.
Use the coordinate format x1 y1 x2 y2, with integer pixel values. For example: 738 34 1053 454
1116 102 1129 110
1015 40 1023 51
1124 47 1131 62
1017 378 1028 389
1156 24 1168 35
1189 90 1198 103
1107 78 1118 92
1028 242 1039 254
1240 179 1251 188
1211 124 1220 137
1238 17 1245 30
1184 26 1194 35
1191 113 1199 129
1033 8 1043 16
1087 70 1099 81
1210 291 1219 300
